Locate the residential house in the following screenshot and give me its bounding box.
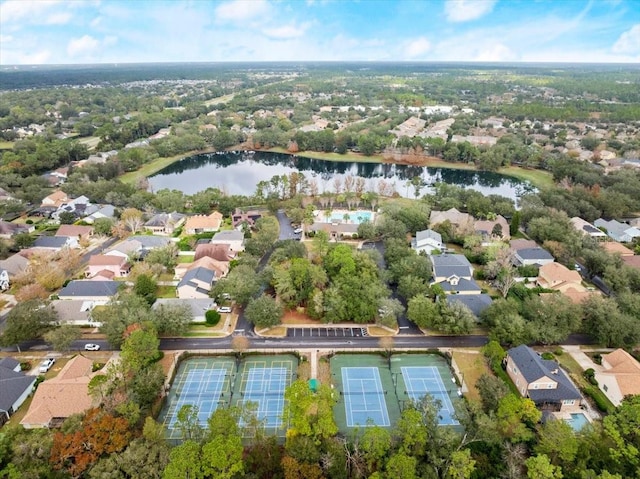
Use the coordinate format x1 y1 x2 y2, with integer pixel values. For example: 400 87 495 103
177 266 216 299
309 221 359 240
86 254 131 278
144 212 186 235
184 211 223 234
51 300 103 327
210 230 245 253
41 190 69 208
513 247 555 267
430 254 473 283
437 276 482 295
506 345 582 412
194 243 234 262
0 252 30 277
0 220 34 239
231 208 263 228
0 187 14 201
21 355 99 428
55 225 94 242
474 215 510 241
32 236 79 250
58 280 120 301
174 256 230 281
594 349 640 407
622 256 640 270
128 235 173 250
52 195 95 221
105 239 143 259
0 269 9 291
594 218 640 243
153 298 217 323
601 242 635 257
84 204 116 224
445 294 493 319
429 208 473 229
570 217 608 242
412 229 444 255
0 357 37 426
537 263 591 304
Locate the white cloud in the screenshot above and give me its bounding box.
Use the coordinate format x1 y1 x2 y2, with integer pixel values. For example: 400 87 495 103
405 37 431 58
0 34 14 43
263 23 308 39
0 0 60 23
19 49 52 64
215 0 270 23
475 42 517 61
612 24 640 54
45 12 72 25
444 0 497 22
67 34 100 58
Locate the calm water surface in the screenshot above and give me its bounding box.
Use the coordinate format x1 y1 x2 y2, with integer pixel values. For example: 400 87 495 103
149 151 534 200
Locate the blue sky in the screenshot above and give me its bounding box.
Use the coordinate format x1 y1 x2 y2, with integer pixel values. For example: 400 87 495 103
1 0 639 65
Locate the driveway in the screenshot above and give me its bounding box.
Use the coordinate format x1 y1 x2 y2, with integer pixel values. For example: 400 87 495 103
276 209 297 240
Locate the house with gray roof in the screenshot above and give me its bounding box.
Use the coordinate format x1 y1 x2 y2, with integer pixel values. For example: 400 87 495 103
153 298 217 322
58 280 120 301
51 300 104 326
128 235 173 249
446 294 492 319
0 252 29 277
506 345 582 412
513 247 554 267
177 266 216 299
0 220 33 239
594 218 640 243
430 253 473 282
412 229 444 255
144 212 186 235
84 205 116 224
210 230 245 252
32 235 79 250
0 357 36 426
437 276 482 295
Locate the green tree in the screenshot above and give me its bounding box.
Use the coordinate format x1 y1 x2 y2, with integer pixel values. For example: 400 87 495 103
360 426 392 475
447 449 477 479
476 373 510 413
0 300 58 351
93 217 114 236
407 294 439 329
385 453 418 479
121 326 161 371
525 454 564 479
152 302 192 336
163 440 204 479
134 274 157 305
284 379 338 439
244 294 283 329
201 435 244 479
43 324 81 352
95 293 153 348
212 264 262 306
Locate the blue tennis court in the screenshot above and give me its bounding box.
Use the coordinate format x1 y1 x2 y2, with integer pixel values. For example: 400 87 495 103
240 367 288 428
401 366 459 425
342 367 390 427
161 358 234 437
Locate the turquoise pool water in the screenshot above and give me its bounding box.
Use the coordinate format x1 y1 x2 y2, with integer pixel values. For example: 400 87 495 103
328 210 373 224
566 412 590 431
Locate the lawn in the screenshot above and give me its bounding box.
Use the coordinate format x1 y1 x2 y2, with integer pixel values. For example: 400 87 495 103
0 140 15 150
78 136 101 150
156 286 177 298
452 350 492 403
177 255 195 263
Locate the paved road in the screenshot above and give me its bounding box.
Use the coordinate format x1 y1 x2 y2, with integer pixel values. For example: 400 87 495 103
2 333 596 354
276 209 298 240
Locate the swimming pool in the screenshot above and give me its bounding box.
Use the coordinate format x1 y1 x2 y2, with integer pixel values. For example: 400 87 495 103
566 412 590 431
321 210 374 224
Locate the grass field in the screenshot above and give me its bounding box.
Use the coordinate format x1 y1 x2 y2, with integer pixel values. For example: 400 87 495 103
452 350 492 403
0 140 15 150
78 136 101 150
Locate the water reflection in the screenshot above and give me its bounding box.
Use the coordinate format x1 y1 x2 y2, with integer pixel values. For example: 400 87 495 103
149 151 535 200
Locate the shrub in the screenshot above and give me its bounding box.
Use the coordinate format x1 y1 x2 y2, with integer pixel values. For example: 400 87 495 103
541 352 554 360
553 348 563 356
92 362 105 372
20 361 32 371
205 309 221 326
583 385 614 413
26 219 33 225
592 353 602 365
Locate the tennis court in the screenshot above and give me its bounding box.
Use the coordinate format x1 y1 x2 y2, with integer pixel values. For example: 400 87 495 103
159 357 235 440
400 366 459 425
234 355 297 433
341 367 390 427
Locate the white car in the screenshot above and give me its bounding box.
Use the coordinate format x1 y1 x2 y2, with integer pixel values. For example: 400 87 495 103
217 306 232 313
84 344 100 351
294 227 303 234
39 358 56 373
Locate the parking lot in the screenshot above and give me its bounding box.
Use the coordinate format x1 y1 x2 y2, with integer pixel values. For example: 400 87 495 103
286 327 368 338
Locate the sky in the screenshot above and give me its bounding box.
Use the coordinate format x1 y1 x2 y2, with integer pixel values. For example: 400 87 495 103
0 0 639 65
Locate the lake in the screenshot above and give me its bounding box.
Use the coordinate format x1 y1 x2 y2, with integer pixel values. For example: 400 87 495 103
148 151 535 200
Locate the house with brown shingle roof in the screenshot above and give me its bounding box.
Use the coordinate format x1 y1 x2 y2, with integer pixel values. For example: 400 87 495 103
594 349 640 406
184 211 223 235
194 243 234 262
429 208 473 229
536 262 594 304
41 190 69 208
21 355 99 428
174 256 230 281
602 242 635 257
55 224 94 241
622 255 640 270
474 215 510 241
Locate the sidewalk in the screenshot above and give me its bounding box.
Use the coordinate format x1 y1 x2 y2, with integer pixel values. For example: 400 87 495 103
562 345 603 372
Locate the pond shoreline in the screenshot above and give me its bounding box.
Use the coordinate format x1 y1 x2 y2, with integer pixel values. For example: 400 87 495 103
121 144 553 190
